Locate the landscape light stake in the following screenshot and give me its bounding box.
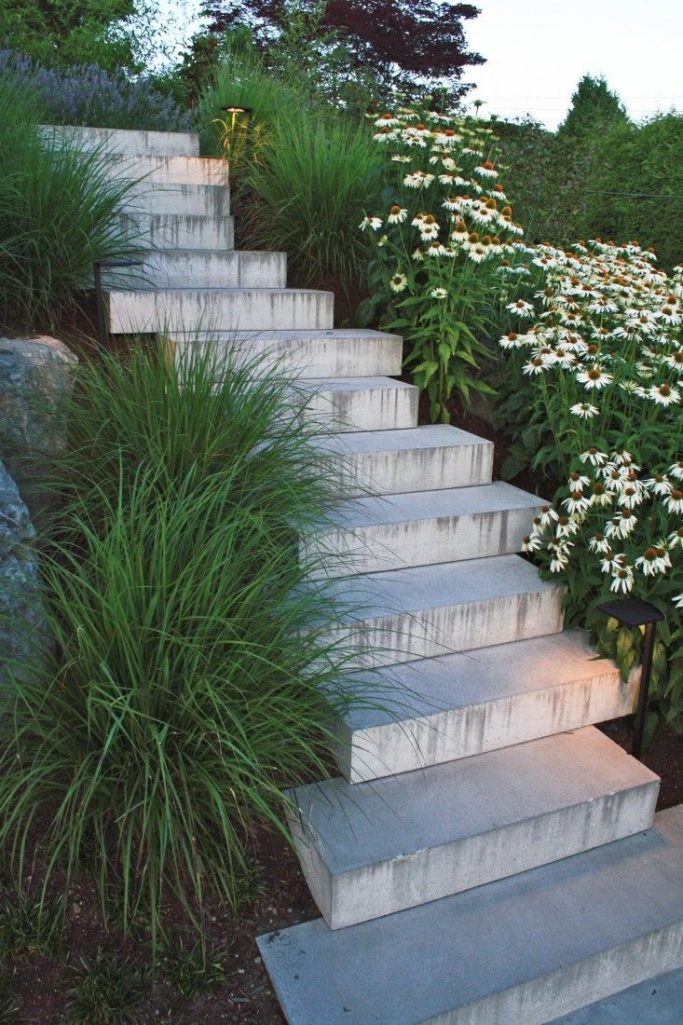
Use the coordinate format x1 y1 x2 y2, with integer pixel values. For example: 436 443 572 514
596 597 664 760
93 258 144 346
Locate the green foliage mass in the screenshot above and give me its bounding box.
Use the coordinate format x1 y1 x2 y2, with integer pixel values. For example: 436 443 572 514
0 73 139 332
0 344 367 949
557 74 629 139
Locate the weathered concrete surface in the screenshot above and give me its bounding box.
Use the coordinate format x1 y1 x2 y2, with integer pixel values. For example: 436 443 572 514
43 125 200 157
171 330 403 380
119 182 231 218
0 335 77 515
104 250 287 291
297 377 419 433
317 554 565 667
105 286 333 334
312 425 494 496
103 153 229 185
0 461 45 694
332 630 637 781
548 967 683 1024
257 804 683 1025
287 727 658 928
114 212 235 252
301 482 541 575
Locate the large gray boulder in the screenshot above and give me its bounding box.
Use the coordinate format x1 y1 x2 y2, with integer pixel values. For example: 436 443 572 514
0 334 78 517
0 460 46 695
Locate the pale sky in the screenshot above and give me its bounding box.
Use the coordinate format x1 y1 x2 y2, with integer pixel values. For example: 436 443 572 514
462 0 683 128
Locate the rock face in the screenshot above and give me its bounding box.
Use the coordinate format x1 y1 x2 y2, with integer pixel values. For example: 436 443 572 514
0 460 45 694
0 335 78 517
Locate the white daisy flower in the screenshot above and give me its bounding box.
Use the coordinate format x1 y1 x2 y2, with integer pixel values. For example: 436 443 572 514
570 402 600 419
431 287 448 300
635 545 671 576
579 448 609 467
521 533 543 553
648 383 681 406
403 171 435 189
387 205 408 224
506 299 535 318
537 505 559 529
605 510 638 539
588 533 611 554
474 161 498 178
360 216 383 232
576 365 613 390
665 489 683 514
643 474 673 497
668 461 683 480
389 273 408 293
667 526 683 549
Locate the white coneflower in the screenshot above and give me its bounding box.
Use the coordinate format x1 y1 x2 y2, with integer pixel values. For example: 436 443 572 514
611 450 638 467
570 402 599 418
665 489 683 514
474 161 498 178
537 505 559 529
499 331 524 350
359 215 383 231
374 113 400 128
576 365 613 390
579 448 609 467
523 355 551 375
589 482 613 507
588 533 611 554
635 545 671 577
610 559 635 595
389 273 409 293
391 154 411 163
430 287 448 299
522 533 543 553
667 525 683 549
616 483 645 509
411 247 425 262
674 593 683 609
643 474 673 496
387 204 408 224
426 240 448 257
403 171 435 189
662 349 683 374
607 510 639 539
649 382 681 406
556 511 583 534
548 540 573 572
668 460 683 480
417 214 441 241
506 299 535 318
567 472 591 491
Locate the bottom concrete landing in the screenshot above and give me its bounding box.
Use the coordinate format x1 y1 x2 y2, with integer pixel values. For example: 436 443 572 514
548 966 683 1024
258 805 683 1025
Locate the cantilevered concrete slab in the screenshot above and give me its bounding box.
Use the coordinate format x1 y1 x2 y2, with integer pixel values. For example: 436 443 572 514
331 630 637 781
258 805 683 1025
287 727 658 928
296 377 419 432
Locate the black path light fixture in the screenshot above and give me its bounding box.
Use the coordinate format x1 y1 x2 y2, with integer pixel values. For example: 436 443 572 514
596 597 664 760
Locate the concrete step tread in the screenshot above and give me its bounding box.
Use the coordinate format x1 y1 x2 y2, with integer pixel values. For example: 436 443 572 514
257 804 683 1025
548 967 683 1024
312 424 493 457
43 124 200 156
290 727 658 875
332 630 637 781
104 286 333 298
311 482 541 532
297 376 415 394
323 554 561 623
169 327 402 342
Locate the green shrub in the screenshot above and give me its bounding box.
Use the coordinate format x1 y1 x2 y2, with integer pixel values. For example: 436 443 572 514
0 72 138 331
0 344 364 947
496 239 683 734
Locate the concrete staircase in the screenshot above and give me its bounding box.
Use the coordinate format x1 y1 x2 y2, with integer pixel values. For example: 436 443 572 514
79 126 682 1024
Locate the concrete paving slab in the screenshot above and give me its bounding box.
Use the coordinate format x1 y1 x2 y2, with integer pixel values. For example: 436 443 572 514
297 377 419 432
257 805 683 1025
287 727 658 928
311 426 494 495
317 554 565 666
331 630 637 781
301 482 541 574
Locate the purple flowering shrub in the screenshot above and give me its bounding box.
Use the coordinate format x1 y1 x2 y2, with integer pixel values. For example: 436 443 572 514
0 50 191 131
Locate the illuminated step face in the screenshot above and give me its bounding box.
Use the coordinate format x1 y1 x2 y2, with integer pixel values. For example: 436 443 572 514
102 251 287 291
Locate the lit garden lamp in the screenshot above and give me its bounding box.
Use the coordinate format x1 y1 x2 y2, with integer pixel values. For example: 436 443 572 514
596 597 664 760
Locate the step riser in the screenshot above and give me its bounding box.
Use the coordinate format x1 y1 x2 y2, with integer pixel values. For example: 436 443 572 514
104 154 228 185
441 925 683 1025
120 184 231 217
115 213 234 251
43 124 199 156
328 589 565 668
291 783 658 930
319 444 494 497
302 387 418 433
171 336 403 379
337 670 638 783
106 289 334 334
104 252 287 290
301 505 540 577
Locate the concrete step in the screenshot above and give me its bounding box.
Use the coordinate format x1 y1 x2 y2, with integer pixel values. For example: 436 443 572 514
105 287 334 335
317 554 565 668
120 183 230 218
548 967 683 1024
115 212 234 252
332 630 637 782
287 728 658 929
103 153 228 186
301 482 541 576
312 425 494 496
297 377 418 433
103 250 286 290
43 124 199 156
170 329 403 379
258 804 683 1025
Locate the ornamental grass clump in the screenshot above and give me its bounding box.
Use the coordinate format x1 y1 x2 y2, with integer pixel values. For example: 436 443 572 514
496 239 683 734
361 107 527 421
0 344 362 947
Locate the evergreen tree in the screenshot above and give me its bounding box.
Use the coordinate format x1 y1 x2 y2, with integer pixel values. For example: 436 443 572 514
558 74 629 138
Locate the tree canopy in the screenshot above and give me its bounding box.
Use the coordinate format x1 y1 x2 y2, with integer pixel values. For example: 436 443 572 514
201 0 484 98
557 74 629 138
